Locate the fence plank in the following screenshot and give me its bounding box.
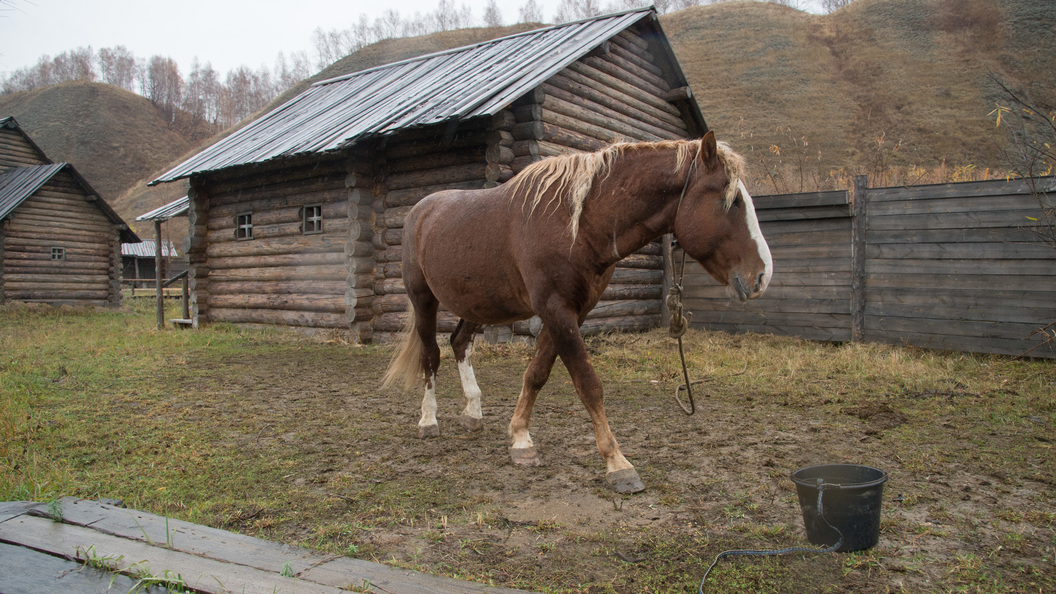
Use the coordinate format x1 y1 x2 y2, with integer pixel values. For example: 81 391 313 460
681 175 1055 358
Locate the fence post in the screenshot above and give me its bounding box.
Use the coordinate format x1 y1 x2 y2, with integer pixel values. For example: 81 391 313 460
851 175 868 342
154 220 164 331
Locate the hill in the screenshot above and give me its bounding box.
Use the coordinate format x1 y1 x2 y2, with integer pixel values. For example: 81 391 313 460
3 0 1053 239
663 0 1054 190
0 82 199 238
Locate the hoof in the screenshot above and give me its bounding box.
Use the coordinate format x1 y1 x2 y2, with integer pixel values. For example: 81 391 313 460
418 424 440 439
460 414 484 433
606 468 645 494
511 447 542 467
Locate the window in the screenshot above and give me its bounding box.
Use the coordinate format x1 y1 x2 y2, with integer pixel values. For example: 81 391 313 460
303 204 323 234
51 247 66 261
236 213 253 240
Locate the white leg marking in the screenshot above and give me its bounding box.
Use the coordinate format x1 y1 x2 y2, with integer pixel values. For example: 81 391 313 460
509 385 535 450
458 344 483 420
739 180 773 292
419 374 438 429
605 452 633 474
511 430 535 450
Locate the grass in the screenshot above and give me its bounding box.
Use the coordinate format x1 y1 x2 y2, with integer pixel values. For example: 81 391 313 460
1 296 1054 592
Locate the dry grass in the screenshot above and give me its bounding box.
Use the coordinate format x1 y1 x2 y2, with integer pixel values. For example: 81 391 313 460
663 0 1054 191
2 300 1053 592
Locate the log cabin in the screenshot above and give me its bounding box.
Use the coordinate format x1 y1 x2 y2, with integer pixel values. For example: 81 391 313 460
151 9 709 342
122 239 184 288
0 117 139 307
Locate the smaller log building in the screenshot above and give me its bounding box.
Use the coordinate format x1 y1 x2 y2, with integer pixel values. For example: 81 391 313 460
122 239 184 288
151 9 708 341
0 117 139 307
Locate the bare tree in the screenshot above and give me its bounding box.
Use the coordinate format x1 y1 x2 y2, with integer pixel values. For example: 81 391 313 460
821 0 856 13
52 47 96 82
518 0 544 23
98 46 138 91
483 0 503 27
555 0 603 23
989 73 1056 354
430 0 474 32
376 9 404 40
312 26 355 69
274 51 310 92
145 55 183 123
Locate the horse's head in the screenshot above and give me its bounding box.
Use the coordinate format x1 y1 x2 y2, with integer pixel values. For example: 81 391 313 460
673 132 772 302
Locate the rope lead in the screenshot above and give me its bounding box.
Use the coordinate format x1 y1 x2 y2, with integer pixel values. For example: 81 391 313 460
668 247 696 415
697 480 845 593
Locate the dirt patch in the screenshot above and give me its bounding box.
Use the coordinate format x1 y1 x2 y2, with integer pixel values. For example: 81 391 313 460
845 403 907 432
155 338 1054 593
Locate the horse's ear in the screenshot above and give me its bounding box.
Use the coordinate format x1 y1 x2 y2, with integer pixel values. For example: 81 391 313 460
700 131 719 167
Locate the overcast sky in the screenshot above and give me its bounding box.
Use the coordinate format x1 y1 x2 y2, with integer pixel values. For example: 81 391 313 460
0 0 570 77
1 0 824 79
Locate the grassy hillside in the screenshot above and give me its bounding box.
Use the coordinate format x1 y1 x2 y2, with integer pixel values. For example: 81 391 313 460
663 0 1053 190
3 0 1053 236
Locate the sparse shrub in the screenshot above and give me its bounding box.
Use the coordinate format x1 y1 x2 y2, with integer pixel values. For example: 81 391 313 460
934 0 1006 50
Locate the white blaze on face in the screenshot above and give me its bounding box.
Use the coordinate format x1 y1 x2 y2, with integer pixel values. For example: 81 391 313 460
738 180 773 293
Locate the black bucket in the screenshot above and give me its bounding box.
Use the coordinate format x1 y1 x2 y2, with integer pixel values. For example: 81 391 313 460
790 464 887 552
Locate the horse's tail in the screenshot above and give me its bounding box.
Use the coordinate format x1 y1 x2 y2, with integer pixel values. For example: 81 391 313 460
381 306 423 391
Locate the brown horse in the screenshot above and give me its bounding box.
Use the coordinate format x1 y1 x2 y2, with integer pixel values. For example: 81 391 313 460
382 131 772 493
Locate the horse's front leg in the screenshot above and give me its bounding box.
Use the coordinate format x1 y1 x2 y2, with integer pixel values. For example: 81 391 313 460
451 319 483 433
548 315 645 494
509 328 558 466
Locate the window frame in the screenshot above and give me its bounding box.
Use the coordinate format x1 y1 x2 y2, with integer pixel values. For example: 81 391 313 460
302 204 323 235
235 212 253 240
50 246 66 261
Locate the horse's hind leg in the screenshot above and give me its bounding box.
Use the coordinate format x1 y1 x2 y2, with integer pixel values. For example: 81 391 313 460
451 319 483 433
413 300 443 438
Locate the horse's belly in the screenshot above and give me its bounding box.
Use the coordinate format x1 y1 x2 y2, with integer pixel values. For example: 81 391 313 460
426 264 533 325
418 238 533 325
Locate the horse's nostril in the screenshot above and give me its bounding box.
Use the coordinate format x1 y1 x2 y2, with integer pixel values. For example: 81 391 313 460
757 272 767 290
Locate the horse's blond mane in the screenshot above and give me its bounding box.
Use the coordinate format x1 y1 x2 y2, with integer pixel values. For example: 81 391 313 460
507 138 746 241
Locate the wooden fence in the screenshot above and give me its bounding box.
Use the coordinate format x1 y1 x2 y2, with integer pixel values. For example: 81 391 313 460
682 175 1056 358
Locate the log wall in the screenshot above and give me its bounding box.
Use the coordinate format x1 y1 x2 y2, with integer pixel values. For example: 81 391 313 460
189 157 360 333
681 177 1056 358
0 126 49 171
184 24 701 342
371 122 491 341
0 173 122 307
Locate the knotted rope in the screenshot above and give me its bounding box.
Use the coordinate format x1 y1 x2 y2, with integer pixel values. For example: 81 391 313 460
668 247 696 415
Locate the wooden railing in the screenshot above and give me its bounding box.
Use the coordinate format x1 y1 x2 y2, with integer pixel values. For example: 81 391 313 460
124 271 190 329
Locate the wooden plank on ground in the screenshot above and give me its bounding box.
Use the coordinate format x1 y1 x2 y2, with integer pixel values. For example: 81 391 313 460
0 514 346 594
29 498 324 575
0 541 166 594
18 498 533 594
0 501 41 524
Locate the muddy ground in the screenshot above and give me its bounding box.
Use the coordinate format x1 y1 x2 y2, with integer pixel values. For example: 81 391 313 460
161 334 1053 593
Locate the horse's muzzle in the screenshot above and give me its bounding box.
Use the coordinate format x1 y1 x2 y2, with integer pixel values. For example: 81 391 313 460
730 273 767 302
